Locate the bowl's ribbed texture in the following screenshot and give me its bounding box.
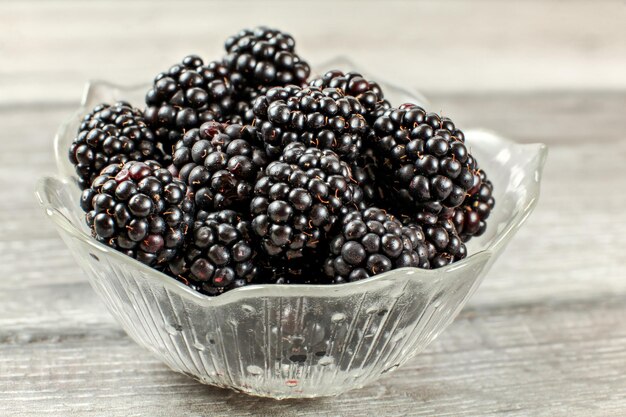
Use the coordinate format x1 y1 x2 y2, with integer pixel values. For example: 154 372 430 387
51 212 489 397
36 59 547 398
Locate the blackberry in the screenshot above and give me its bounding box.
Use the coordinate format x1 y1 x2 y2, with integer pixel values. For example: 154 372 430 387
250 160 348 260
81 161 194 266
69 102 164 189
452 170 495 241
172 121 269 211
323 208 430 283
309 70 391 122
418 219 467 268
144 55 236 147
371 104 481 215
167 210 258 296
280 142 364 214
224 26 310 91
253 85 368 160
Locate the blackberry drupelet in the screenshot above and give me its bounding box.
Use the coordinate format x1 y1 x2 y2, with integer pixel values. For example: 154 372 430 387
167 210 258 296
81 161 194 266
250 160 349 260
172 121 269 211
452 169 495 241
371 104 481 215
253 85 368 160
224 26 310 91
69 102 164 189
144 55 236 147
280 142 364 214
323 208 430 283
309 70 391 122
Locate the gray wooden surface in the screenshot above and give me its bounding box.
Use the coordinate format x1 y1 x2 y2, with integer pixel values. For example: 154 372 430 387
1 1 626 416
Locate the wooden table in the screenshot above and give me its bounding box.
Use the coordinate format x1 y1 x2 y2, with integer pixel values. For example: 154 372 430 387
2 1 625 416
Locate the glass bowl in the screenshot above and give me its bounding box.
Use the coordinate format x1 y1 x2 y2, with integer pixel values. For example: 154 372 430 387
35 61 547 399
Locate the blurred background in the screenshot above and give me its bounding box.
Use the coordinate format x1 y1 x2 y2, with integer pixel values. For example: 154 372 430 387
4 1 625 102
1 1 625 416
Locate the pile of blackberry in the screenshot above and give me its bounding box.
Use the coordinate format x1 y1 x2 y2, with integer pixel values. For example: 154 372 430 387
69 26 495 296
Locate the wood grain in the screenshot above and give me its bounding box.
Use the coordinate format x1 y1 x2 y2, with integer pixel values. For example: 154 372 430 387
2 296 625 417
2 1 626 415
1 1 625 105
1 91 626 416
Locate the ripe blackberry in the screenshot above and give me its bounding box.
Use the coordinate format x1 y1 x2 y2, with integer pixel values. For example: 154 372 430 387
452 170 495 241
144 55 236 147
371 104 481 215
172 121 269 211
253 85 368 160
81 161 194 266
323 208 430 283
250 160 349 260
309 70 390 122
167 210 258 296
69 102 164 189
224 26 310 91
280 142 364 214
418 219 468 268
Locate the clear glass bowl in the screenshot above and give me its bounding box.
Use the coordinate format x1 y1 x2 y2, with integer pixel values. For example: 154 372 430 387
35 61 547 399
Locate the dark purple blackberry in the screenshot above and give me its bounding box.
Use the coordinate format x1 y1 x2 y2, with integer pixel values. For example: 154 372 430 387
371 104 481 215
167 210 258 296
69 102 164 189
452 170 495 241
279 142 364 214
172 121 269 211
224 26 310 91
417 219 467 268
323 208 430 283
81 161 194 266
253 85 368 160
144 55 236 147
250 160 350 260
309 70 390 122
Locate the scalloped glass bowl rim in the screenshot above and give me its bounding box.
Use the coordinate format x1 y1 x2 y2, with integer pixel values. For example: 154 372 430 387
38 76 547 306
